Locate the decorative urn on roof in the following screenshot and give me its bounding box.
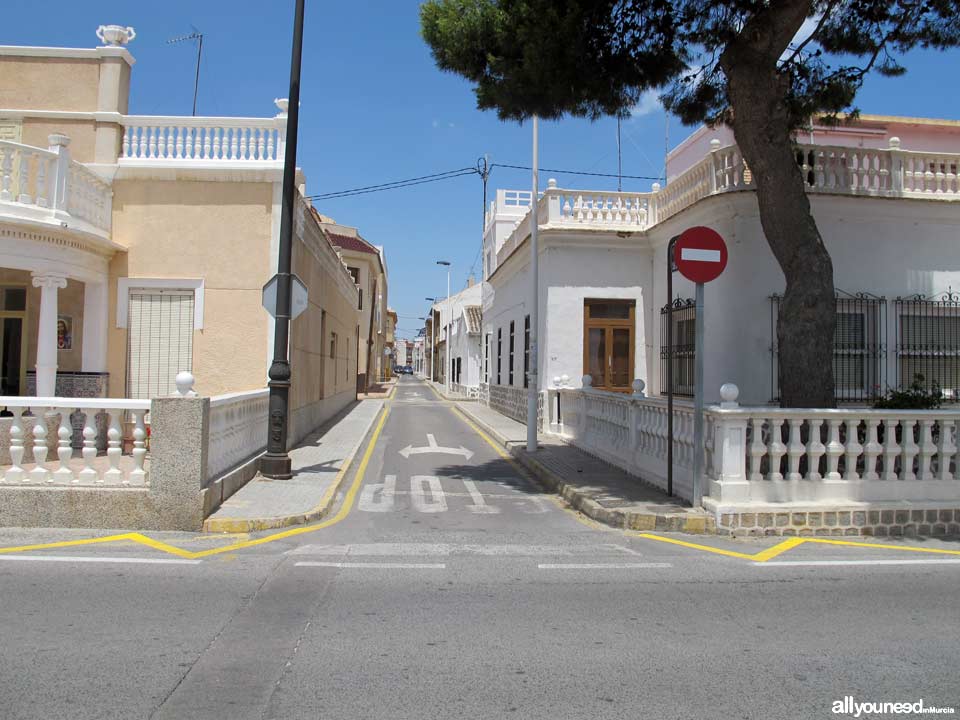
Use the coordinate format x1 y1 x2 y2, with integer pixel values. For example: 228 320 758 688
96 25 136 47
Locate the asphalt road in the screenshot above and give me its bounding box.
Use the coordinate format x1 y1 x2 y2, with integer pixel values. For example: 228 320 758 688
0 375 958 720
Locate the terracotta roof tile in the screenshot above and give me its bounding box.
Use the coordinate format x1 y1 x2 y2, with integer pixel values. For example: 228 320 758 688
328 233 378 255
464 305 482 334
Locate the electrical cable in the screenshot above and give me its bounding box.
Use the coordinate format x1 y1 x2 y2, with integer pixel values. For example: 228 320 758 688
490 163 660 181
308 167 477 200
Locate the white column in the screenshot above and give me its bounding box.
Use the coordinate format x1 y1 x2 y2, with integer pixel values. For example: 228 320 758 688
81 281 108 372
31 272 68 397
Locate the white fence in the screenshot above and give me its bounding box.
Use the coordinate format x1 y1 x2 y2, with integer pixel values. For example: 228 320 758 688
0 398 149 486
206 388 269 481
0 136 112 234
550 384 960 507
120 117 285 163
487 138 960 252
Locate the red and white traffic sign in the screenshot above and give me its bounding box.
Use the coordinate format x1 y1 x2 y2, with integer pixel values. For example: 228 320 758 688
673 226 728 284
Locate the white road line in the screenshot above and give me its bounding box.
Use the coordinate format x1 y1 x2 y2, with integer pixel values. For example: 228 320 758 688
754 559 960 567
0 555 202 565
294 562 446 569
462 479 500 514
410 475 447 513
358 474 396 512
606 544 645 556
537 563 673 569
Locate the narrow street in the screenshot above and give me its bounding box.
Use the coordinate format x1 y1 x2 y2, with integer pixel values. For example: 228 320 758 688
0 376 958 720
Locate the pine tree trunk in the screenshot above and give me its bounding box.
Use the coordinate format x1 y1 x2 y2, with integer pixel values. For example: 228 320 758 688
720 0 836 408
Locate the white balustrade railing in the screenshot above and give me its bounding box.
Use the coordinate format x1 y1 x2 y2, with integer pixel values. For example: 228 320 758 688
0 397 150 486
0 137 112 235
120 117 285 163
206 388 269 481
550 383 960 507
487 138 960 256
554 385 712 502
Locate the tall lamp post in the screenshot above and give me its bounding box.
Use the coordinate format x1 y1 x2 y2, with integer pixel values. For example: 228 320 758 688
261 0 305 480
526 116 540 453
425 298 437 383
436 260 451 394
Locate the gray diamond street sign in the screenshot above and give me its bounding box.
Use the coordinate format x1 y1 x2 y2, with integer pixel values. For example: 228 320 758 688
262 273 308 320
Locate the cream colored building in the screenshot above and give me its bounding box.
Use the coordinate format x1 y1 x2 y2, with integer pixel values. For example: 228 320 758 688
0 27 361 444
317 218 388 391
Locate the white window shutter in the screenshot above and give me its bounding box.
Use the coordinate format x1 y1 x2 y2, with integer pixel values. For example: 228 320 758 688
126 291 195 399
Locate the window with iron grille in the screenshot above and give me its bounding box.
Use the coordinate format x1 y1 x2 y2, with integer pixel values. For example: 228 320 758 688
497 328 502 385
659 299 695 397
484 333 490 383
524 315 530 389
509 320 515 386
895 291 960 400
770 290 886 402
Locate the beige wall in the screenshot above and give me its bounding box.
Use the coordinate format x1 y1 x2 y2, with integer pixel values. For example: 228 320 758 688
0 57 101 111
21 118 98 164
107 179 274 397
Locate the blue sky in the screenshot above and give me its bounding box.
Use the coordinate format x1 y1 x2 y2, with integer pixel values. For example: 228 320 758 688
6 1 960 340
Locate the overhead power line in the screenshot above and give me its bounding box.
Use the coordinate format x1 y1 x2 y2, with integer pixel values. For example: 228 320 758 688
308 167 476 200
491 163 660 181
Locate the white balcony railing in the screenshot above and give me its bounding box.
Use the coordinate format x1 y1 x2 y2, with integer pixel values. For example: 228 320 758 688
550 383 960 506
120 116 285 163
0 397 150 486
488 137 960 258
0 137 112 236
206 388 269 481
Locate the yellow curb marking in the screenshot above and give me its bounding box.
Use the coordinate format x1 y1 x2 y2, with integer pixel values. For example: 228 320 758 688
0 405 391 560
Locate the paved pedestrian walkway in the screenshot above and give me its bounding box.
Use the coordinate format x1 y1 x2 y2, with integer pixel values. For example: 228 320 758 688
455 400 715 533
203 400 385 533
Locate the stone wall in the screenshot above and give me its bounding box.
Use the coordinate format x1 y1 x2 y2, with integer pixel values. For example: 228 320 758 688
717 507 960 538
487 384 543 429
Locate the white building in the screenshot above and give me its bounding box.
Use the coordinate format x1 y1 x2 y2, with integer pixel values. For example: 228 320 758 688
432 280 483 397
478 114 960 521
482 115 960 418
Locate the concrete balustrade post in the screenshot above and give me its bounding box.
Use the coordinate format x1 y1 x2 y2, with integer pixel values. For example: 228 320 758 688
545 179 561 223
144 372 209 530
888 136 904 193
708 384 750 502
46 135 71 213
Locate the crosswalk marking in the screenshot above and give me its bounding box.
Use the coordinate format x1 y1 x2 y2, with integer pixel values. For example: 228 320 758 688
295 562 446 569
288 543 641 557
463 479 500 514
538 563 672 569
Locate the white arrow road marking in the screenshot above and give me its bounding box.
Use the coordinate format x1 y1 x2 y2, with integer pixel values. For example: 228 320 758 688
680 248 721 262
410 475 447 513
462 479 500 514
358 474 396 512
399 434 474 460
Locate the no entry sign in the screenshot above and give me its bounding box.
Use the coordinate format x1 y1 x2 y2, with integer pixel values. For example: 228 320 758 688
673 226 727 284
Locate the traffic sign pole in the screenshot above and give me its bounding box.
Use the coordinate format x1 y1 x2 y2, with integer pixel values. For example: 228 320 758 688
693 281 705 507
670 226 728 508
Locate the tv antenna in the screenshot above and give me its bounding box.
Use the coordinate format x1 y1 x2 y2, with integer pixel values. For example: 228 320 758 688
167 28 204 116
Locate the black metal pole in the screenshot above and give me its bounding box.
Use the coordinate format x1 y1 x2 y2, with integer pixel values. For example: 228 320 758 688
666 235 679 497
261 0 305 480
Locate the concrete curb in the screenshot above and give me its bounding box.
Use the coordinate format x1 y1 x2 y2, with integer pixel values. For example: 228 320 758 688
455 404 715 535
202 402 385 534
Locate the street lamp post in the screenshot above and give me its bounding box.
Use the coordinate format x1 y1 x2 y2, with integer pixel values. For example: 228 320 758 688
526 116 539 453
437 260 451 394
261 0 305 480
425 298 437 383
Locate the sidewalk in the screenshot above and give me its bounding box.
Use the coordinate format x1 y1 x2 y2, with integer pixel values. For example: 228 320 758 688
359 379 396 400
455 401 715 534
203 400 384 533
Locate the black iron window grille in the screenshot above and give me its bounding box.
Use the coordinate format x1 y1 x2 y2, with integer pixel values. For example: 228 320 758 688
509 320 515 386
770 290 886 403
895 290 960 400
497 328 502 385
524 315 530 389
659 298 696 397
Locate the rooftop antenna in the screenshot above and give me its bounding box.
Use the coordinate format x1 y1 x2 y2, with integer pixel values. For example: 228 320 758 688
167 27 204 116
